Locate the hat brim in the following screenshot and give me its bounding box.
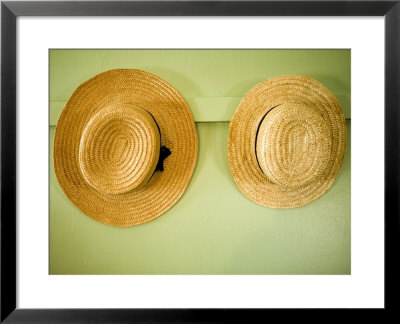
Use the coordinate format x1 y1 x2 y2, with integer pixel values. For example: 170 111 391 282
54 69 198 226
228 75 346 208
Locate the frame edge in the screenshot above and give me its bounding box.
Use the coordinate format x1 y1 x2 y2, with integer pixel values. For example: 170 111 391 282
0 1 17 322
384 0 400 313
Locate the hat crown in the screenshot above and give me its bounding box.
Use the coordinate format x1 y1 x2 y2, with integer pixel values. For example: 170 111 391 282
256 103 332 188
78 104 160 194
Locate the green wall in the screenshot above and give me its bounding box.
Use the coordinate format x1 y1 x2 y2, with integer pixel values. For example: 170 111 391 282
50 49 351 274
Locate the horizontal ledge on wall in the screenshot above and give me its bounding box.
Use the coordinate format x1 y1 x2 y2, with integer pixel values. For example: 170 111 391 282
49 95 350 125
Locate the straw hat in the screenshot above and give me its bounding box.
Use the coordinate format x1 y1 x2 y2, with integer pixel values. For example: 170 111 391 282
228 75 346 208
54 69 198 226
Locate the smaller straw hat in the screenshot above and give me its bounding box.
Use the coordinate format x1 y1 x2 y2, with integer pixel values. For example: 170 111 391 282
228 75 346 208
54 69 198 226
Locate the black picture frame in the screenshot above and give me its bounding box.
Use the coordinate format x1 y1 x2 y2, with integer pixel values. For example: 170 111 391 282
1 0 399 322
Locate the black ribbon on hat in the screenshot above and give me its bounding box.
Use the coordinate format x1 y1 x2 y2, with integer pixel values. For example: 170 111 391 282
155 145 171 172
147 111 171 174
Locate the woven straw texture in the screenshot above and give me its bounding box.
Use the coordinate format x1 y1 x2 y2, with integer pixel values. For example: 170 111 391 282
228 75 346 208
54 69 198 226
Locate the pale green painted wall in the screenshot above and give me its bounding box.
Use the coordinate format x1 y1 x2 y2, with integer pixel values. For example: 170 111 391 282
50 49 351 274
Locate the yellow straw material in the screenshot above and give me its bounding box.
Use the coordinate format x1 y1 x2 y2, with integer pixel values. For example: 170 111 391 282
54 69 198 226
228 75 346 208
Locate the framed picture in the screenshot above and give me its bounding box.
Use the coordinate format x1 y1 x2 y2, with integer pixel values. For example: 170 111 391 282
1 0 399 322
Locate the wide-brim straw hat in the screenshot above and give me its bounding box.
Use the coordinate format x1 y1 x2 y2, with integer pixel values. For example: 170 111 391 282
54 69 198 226
228 75 346 208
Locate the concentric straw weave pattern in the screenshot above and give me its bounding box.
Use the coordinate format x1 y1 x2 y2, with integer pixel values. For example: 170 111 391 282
54 69 198 226
228 75 346 208
79 104 161 194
